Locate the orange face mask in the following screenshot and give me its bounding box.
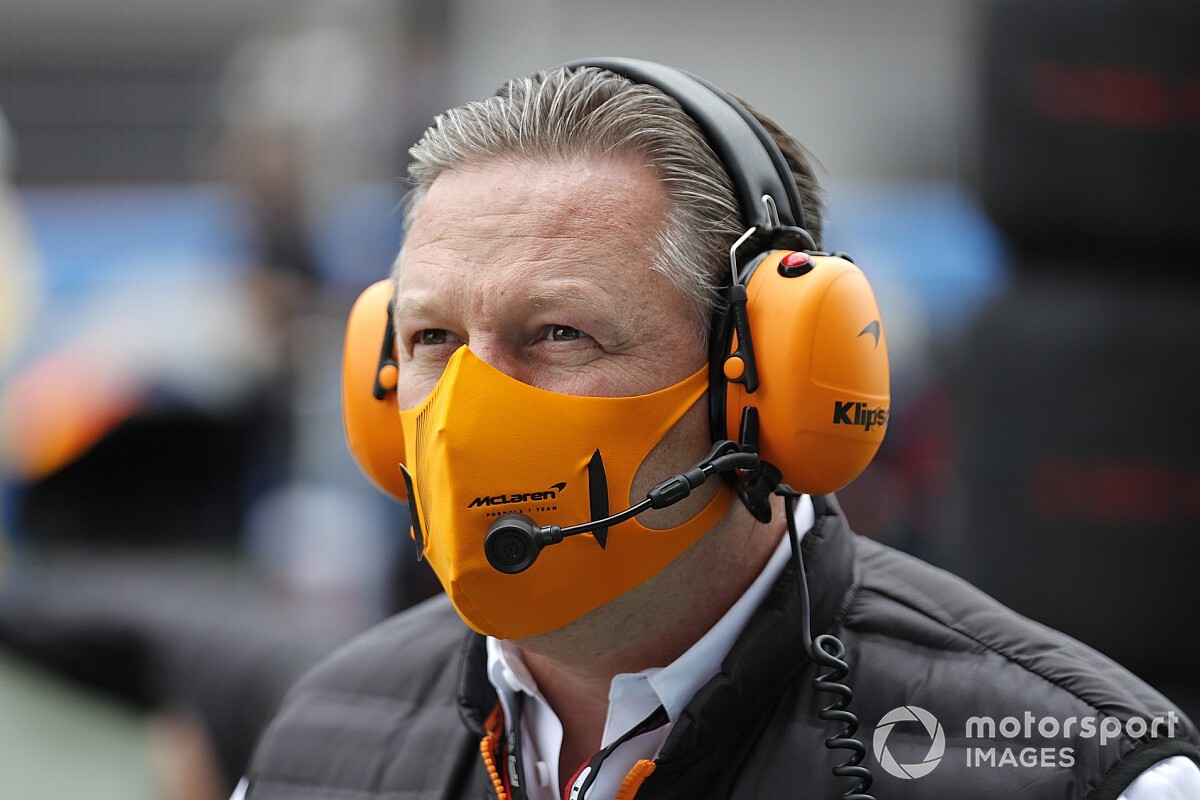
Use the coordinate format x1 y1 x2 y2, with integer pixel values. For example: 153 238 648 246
398 346 733 639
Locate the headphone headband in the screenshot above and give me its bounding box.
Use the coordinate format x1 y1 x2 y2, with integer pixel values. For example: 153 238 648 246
559 57 806 232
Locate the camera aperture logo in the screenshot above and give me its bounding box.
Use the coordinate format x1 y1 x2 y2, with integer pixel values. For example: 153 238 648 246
873 707 1183 780
873 706 946 779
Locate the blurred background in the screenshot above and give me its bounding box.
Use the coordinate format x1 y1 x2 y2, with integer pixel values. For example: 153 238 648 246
0 0 1196 797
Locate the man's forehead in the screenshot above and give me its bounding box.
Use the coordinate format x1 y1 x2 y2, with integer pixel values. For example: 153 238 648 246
397 156 668 288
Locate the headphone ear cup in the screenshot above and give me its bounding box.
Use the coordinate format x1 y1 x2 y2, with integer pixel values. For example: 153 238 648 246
726 252 890 495
343 280 409 502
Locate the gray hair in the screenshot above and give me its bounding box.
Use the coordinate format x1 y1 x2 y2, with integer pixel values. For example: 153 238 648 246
396 66 823 335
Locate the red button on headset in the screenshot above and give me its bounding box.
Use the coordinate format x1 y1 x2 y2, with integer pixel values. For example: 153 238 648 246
778 250 813 278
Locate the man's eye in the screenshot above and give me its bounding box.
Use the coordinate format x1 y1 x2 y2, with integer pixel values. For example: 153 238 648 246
416 329 455 346
546 325 589 342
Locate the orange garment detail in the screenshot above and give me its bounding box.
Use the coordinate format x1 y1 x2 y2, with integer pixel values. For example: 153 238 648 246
479 702 508 800
614 759 657 800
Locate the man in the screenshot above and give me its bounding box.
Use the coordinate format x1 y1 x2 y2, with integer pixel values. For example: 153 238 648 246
241 60 1200 799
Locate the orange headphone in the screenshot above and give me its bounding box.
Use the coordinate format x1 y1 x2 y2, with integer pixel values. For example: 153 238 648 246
342 58 889 512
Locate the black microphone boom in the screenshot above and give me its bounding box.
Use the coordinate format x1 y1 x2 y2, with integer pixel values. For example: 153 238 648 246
484 440 759 574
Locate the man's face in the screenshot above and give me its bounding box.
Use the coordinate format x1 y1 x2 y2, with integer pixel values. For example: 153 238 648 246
393 154 715 512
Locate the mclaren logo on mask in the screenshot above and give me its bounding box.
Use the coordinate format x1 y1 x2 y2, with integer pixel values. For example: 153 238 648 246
467 482 567 509
832 401 889 432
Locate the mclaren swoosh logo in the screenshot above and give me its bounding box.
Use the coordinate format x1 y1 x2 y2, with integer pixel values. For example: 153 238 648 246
858 320 882 348
466 482 566 509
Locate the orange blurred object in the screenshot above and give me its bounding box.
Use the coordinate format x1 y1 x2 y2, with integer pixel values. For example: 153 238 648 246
1 348 143 481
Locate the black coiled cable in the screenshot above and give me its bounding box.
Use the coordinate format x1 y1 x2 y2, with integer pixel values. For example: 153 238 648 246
778 486 876 800
812 634 875 798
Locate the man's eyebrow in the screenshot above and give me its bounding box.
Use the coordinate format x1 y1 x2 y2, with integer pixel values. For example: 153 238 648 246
391 296 435 319
392 279 605 314
525 281 643 344
522 279 613 310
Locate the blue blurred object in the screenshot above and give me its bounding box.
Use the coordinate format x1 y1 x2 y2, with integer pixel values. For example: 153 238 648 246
310 181 406 287
18 183 254 300
826 179 1011 337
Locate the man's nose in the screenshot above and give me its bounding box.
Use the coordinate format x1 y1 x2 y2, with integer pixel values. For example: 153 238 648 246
465 338 534 388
